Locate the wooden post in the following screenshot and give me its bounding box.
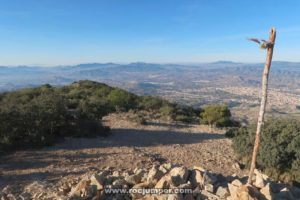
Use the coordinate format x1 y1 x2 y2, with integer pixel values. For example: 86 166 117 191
247 28 276 185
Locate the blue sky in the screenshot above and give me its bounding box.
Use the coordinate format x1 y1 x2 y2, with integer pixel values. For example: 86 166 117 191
0 0 300 65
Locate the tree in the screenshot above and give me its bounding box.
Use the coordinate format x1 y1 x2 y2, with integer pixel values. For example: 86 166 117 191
200 104 231 127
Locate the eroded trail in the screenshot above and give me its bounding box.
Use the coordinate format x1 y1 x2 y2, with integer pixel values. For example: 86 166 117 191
0 113 241 189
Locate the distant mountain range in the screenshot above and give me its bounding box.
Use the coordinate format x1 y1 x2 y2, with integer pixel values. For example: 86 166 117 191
0 61 299 92
1 61 300 121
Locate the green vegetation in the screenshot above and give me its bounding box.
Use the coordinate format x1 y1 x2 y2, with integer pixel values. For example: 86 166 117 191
227 119 300 185
200 104 236 127
0 80 235 152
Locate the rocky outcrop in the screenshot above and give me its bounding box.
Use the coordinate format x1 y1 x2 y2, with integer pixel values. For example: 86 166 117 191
1 164 299 200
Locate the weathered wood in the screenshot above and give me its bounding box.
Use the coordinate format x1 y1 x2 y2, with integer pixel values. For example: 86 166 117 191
247 28 276 185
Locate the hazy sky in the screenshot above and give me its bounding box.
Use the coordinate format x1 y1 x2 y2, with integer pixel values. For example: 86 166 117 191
1 0 300 65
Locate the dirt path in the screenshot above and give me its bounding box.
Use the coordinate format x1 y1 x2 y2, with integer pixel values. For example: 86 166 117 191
0 113 242 189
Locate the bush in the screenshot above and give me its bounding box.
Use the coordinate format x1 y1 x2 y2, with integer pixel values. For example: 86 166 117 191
200 104 233 127
139 96 167 111
107 88 138 111
131 113 147 125
0 81 112 151
230 119 300 185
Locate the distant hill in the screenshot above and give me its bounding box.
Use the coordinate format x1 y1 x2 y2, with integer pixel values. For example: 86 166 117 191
0 62 299 121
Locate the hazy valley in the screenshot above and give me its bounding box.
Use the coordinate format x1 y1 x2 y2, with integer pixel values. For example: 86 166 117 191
1 61 299 122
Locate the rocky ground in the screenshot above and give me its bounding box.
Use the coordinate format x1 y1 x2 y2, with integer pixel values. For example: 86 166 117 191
1 113 298 199
1 163 299 199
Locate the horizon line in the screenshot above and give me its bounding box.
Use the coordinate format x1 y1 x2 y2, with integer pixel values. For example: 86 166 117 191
1 60 299 68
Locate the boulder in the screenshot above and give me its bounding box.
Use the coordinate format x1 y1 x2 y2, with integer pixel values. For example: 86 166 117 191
203 172 218 185
131 182 153 199
234 185 259 200
112 179 127 189
147 165 164 184
90 174 105 190
189 169 204 188
155 175 172 189
159 163 173 174
204 184 214 193
216 186 230 198
69 179 91 197
169 167 189 186
125 174 142 185
193 166 205 172
177 181 192 189
228 183 238 199
254 172 265 189
231 179 242 187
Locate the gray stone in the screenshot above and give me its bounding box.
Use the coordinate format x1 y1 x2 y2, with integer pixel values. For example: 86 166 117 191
216 186 229 198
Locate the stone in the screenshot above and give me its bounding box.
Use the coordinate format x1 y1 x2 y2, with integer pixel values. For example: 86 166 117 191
159 163 172 174
254 169 268 180
200 190 219 199
6 194 17 200
177 181 192 189
193 166 205 172
235 185 259 200
169 167 189 186
216 186 230 198
167 194 184 200
112 170 121 177
154 194 183 200
147 165 164 184
204 184 214 193
232 162 241 170
189 169 204 188
183 193 194 200
125 174 142 185
112 179 127 189
260 183 272 200
90 174 105 190
69 179 91 197
99 170 111 177
92 190 106 200
19 192 31 200
231 179 242 187
254 172 265 189
228 183 238 199
130 182 151 199
203 172 217 185
155 175 172 189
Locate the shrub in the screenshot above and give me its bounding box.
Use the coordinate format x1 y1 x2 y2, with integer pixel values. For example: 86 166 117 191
107 88 138 111
200 104 232 127
0 82 112 151
230 119 300 185
139 96 166 111
131 113 147 125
